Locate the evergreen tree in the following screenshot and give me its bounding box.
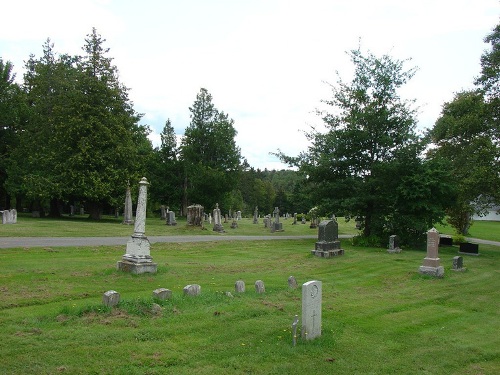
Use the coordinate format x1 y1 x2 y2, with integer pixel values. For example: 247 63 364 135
180 88 241 211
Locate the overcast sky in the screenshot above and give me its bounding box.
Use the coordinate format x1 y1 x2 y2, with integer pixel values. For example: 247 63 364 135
1 0 498 169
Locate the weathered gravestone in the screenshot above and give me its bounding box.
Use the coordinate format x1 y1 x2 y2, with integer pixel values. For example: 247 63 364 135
152 288 172 300
213 203 224 232
272 207 283 232
117 177 157 274
122 183 134 225
419 228 444 277
255 280 265 294
288 275 298 289
253 206 259 224
166 211 177 226
387 235 402 253
103 290 120 307
263 215 270 228
183 284 201 296
292 213 297 225
237 211 242 220
160 205 167 220
302 280 322 340
187 204 204 226
311 220 344 258
1 209 17 224
235 280 245 293
452 256 466 272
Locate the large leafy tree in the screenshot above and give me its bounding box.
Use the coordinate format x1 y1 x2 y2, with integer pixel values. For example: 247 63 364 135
430 91 499 235
0 58 24 209
280 47 453 244
180 88 241 211
429 21 500 235
8 30 151 219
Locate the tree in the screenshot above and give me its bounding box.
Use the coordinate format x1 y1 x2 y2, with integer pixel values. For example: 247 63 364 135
429 90 500 234
0 58 24 209
279 47 453 245
180 88 241 211
476 22 500 135
148 119 183 211
8 30 152 219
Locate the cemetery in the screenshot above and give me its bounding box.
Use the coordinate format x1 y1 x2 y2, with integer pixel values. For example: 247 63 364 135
0 212 499 374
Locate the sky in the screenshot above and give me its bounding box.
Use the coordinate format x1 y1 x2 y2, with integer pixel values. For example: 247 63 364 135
1 0 498 170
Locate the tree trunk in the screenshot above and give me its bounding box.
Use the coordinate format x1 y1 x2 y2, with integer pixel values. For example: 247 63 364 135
48 198 62 217
87 201 102 220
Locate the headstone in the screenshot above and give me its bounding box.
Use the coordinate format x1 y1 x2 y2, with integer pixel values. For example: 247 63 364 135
230 217 238 229
209 213 212 224
301 280 322 340
253 206 259 224
166 211 177 226
301 216 306 224
187 204 204 226
292 213 297 225
103 290 120 307
114 207 119 218
160 205 167 220
288 275 298 289
439 235 453 246
237 211 242 220
183 284 201 296
387 235 402 253
311 220 344 258
235 280 245 293
255 280 265 294
272 207 283 232
122 183 134 225
459 242 479 256
80 207 85 215
263 216 270 228
452 256 466 271
117 177 157 274
213 203 224 232
1 209 17 224
152 288 172 300
419 228 444 277
69 205 75 216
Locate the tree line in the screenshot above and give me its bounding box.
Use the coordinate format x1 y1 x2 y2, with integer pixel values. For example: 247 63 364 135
1 24 498 244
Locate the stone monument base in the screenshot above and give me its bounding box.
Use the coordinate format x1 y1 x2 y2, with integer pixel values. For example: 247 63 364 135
418 265 444 278
311 249 344 258
117 259 157 274
312 240 344 258
387 247 402 254
118 236 157 274
272 222 283 232
213 224 225 233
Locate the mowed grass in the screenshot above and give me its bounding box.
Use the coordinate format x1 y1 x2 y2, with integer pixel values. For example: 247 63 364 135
0 213 359 238
0 239 498 374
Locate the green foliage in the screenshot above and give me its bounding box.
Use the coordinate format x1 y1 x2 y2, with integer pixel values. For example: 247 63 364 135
280 47 452 245
180 88 241 209
429 90 500 235
5 30 152 219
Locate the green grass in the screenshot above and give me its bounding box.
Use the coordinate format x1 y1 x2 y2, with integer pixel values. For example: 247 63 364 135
436 220 500 242
0 239 498 374
0 213 360 237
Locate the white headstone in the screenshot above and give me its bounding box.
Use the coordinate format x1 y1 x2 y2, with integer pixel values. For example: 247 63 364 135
103 290 120 307
235 280 245 293
255 280 265 294
183 284 201 296
301 280 322 340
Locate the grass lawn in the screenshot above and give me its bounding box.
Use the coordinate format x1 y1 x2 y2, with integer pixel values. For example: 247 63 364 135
0 239 498 374
436 220 500 243
0 213 360 238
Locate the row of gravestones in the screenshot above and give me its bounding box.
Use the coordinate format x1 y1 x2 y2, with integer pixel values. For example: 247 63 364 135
103 277 302 307
1 209 17 224
102 277 322 344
